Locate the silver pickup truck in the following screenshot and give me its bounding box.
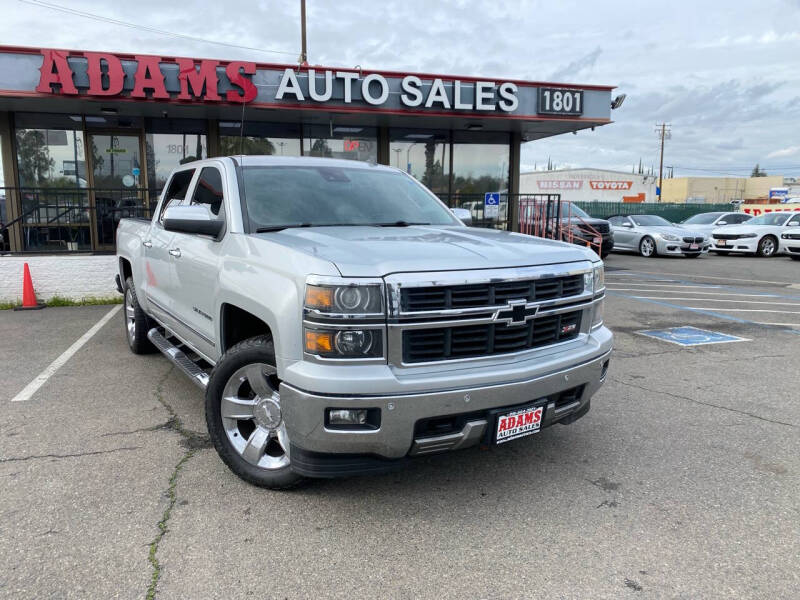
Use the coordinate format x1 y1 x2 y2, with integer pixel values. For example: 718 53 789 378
116 156 612 489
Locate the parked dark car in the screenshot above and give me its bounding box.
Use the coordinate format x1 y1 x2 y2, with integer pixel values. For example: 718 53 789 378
556 203 614 258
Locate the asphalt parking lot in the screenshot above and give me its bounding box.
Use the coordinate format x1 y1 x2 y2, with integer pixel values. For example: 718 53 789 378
1 253 798 599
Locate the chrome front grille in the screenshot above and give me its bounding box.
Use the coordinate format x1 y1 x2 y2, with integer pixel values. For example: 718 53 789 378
401 274 584 312
402 311 582 363
385 263 598 366
682 236 704 243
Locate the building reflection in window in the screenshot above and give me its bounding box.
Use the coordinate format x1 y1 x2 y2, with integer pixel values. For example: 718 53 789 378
389 129 450 196
219 121 301 158
145 118 208 192
303 125 377 162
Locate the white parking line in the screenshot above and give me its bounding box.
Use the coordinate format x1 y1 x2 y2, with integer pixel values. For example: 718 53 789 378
607 288 778 297
613 270 794 286
606 283 723 289
685 307 800 314
630 297 800 306
10 305 122 403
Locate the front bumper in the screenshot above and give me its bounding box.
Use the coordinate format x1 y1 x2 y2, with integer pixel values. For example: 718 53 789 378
655 238 710 255
281 330 612 476
712 238 758 253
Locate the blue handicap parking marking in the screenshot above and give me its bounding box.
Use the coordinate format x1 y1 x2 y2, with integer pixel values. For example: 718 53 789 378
484 192 500 205
636 326 750 346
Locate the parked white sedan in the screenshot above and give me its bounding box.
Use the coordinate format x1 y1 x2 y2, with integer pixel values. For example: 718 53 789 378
711 211 800 257
679 211 753 235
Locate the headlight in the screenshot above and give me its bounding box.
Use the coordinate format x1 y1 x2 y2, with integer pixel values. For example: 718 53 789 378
593 264 604 293
739 233 757 238
304 327 383 358
304 283 384 315
659 233 680 242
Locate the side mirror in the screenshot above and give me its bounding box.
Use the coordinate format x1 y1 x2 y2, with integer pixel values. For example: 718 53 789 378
787 221 800 227
717 221 727 226
451 207 472 226
621 222 633 228
163 204 224 237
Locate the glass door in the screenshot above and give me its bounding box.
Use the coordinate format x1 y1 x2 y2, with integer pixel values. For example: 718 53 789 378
86 132 145 250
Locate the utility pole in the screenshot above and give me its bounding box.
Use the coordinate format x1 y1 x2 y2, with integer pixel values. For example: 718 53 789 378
655 123 671 202
299 0 308 65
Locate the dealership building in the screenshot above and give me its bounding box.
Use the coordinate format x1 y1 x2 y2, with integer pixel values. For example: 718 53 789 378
520 168 656 204
0 45 614 298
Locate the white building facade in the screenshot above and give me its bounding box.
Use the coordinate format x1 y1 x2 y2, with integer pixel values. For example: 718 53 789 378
520 168 657 203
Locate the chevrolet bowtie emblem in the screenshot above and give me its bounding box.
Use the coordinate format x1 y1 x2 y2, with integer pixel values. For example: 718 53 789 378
493 299 539 326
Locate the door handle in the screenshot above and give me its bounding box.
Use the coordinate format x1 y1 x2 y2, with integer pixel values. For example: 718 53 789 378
168 248 181 258
142 240 152 248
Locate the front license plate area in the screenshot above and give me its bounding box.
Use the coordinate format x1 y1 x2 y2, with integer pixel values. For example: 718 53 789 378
718 240 727 246
690 243 699 250
492 403 544 445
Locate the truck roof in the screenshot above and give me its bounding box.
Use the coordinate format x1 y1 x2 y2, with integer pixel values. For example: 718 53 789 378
223 155 392 171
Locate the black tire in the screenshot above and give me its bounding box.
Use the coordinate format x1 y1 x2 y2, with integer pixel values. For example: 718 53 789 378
756 236 778 257
205 336 303 490
639 236 656 257
123 277 156 354
600 250 611 259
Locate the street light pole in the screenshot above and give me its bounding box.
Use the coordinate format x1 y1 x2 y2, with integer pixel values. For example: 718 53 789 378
655 123 671 202
299 0 308 65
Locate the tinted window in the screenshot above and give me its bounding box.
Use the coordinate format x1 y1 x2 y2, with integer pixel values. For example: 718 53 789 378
159 169 195 223
609 216 629 226
630 215 671 226
683 213 723 225
191 167 225 217
747 213 793 226
788 213 800 225
242 166 458 229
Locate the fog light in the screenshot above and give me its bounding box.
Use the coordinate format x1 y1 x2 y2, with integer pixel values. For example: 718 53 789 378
328 409 368 426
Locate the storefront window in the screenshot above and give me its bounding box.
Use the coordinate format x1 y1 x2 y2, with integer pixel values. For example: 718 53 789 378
389 129 450 196
14 113 90 251
219 121 301 157
451 131 510 195
303 125 377 162
145 118 207 192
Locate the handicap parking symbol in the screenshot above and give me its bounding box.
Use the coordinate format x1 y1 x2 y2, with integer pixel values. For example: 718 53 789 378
636 326 750 347
484 192 500 219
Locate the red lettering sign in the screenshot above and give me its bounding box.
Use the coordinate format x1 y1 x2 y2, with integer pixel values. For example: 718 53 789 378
226 61 257 103
34 50 255 104
537 180 583 190
177 59 220 101
85 52 124 96
131 55 169 99
36 50 78 95
589 180 633 190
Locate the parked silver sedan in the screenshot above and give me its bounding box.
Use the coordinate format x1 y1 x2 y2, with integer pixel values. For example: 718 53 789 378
608 214 710 258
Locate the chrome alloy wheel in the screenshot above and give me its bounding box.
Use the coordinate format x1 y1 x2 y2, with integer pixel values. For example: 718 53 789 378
220 363 290 471
640 237 655 257
760 237 776 256
125 288 136 343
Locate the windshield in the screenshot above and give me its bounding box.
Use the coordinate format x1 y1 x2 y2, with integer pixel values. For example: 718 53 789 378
682 213 723 225
746 213 792 226
630 215 672 227
559 203 591 219
241 165 459 230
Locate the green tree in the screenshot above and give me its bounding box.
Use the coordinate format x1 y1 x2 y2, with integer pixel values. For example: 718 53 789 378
219 136 276 156
309 138 332 158
751 164 767 177
15 130 54 186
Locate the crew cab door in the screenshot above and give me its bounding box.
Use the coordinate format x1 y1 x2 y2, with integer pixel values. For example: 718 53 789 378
143 168 196 328
168 165 228 360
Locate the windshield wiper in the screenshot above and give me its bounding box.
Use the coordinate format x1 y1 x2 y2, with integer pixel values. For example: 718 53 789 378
255 223 313 233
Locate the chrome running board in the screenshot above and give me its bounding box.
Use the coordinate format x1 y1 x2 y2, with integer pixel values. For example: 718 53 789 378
147 328 209 389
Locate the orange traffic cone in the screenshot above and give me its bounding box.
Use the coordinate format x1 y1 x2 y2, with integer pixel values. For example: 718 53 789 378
14 262 45 311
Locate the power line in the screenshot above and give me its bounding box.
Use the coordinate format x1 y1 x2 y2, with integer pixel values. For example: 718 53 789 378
17 0 299 58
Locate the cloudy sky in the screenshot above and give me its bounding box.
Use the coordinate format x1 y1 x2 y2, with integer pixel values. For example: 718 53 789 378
2 0 800 178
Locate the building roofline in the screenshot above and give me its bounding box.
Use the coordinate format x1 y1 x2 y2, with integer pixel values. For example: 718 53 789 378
0 44 617 92
520 168 650 176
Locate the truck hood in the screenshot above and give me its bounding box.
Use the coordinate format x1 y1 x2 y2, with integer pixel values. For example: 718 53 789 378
253 225 596 277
